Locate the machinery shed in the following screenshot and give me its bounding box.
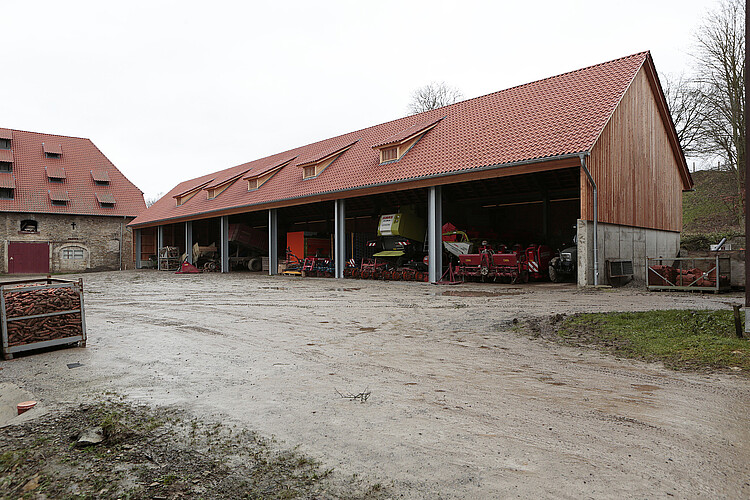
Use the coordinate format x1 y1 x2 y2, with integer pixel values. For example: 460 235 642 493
130 51 692 286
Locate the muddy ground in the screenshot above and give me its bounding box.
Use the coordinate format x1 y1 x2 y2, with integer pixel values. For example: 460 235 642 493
2 270 749 498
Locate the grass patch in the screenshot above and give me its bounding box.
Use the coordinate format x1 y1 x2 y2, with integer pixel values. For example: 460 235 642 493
558 310 750 372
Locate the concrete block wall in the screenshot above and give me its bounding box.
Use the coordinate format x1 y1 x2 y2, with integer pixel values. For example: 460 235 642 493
577 219 680 286
0 213 135 273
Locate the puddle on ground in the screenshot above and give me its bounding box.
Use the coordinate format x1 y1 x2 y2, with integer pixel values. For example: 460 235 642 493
327 288 361 292
359 327 377 332
631 384 661 392
259 286 286 290
441 290 523 297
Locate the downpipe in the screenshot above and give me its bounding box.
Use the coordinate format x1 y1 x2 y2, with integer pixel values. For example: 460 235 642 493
580 154 599 286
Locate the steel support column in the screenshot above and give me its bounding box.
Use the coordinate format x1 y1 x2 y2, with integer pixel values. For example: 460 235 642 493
134 229 142 269
542 191 550 242
185 221 193 264
334 199 346 278
268 209 278 275
156 226 164 270
220 216 229 273
427 186 443 283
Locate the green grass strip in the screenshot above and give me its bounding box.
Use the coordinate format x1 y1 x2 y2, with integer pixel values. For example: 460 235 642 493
559 310 750 372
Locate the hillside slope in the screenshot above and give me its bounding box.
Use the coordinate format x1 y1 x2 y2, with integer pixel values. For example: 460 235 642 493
683 169 742 236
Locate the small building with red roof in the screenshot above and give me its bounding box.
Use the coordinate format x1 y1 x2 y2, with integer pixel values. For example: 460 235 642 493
130 52 692 286
0 128 146 273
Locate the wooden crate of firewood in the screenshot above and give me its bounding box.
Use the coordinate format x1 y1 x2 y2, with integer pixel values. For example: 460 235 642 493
1 277 87 360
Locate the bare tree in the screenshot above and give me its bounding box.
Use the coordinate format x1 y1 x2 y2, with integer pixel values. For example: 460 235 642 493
662 73 709 158
145 193 163 208
407 82 464 115
693 0 745 217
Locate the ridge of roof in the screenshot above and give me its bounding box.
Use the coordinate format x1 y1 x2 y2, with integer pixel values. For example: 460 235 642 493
0 127 93 141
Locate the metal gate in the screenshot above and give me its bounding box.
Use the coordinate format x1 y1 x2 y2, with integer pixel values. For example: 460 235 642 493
8 242 49 274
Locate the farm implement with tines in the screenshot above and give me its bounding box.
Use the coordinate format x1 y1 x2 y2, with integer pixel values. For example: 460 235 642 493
345 257 428 282
455 243 553 283
301 257 335 278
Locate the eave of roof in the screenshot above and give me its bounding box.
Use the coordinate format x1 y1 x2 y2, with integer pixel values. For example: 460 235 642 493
131 51 686 228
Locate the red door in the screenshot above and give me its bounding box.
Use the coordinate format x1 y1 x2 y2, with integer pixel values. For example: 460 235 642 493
8 242 50 274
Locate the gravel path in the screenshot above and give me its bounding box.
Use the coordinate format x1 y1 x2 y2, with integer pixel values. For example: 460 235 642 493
2 270 748 499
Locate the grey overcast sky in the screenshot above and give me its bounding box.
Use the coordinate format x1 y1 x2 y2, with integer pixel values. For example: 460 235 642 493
4 0 716 201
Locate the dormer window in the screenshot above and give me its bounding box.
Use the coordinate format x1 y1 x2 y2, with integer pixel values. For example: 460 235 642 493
43 142 63 158
46 166 66 183
0 173 16 196
49 189 70 206
92 170 111 185
0 162 11 172
373 117 442 164
0 129 12 151
174 179 213 206
244 157 295 191
204 169 250 200
96 192 116 208
296 141 357 180
381 147 398 162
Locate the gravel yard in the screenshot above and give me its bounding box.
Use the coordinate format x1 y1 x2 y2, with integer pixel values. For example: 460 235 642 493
2 270 749 499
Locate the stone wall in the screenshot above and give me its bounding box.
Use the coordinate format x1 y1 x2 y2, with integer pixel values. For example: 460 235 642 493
577 220 681 286
0 212 135 273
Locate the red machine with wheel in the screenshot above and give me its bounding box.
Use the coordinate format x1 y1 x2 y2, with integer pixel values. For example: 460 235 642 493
524 244 553 281
491 248 528 283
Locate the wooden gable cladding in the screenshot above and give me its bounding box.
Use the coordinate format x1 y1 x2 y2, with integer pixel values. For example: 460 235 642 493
174 179 213 206
244 157 294 191
203 170 250 200
582 65 687 232
297 142 356 180
373 118 442 164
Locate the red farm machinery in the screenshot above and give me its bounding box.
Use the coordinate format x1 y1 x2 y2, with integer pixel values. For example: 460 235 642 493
454 242 553 283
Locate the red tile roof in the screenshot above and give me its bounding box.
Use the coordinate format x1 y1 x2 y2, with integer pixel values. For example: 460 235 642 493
132 52 686 228
43 142 63 154
0 150 13 162
0 129 12 140
0 129 145 217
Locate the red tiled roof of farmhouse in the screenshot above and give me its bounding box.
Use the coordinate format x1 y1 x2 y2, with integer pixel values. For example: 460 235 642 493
0 129 145 217
131 51 683 227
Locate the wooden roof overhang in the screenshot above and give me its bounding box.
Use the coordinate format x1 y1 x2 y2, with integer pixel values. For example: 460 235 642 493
130 153 583 228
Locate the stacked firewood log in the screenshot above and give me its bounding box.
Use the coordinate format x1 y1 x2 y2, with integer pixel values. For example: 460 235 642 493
3 287 83 347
